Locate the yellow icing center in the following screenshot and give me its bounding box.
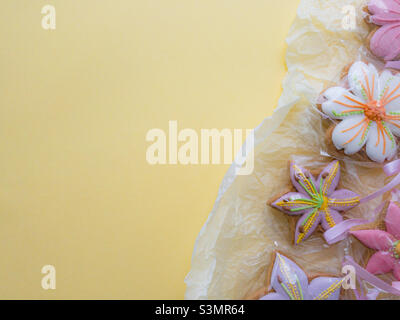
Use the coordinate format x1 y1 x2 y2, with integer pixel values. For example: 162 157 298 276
319 196 329 211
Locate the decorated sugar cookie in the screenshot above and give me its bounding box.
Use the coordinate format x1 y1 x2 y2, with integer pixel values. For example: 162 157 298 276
259 252 343 300
321 61 400 162
367 0 400 64
350 201 400 280
269 161 360 245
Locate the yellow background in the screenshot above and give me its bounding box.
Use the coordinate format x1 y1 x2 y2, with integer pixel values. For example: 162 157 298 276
0 0 299 299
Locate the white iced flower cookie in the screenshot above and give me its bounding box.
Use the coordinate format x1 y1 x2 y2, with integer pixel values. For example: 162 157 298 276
321 61 400 163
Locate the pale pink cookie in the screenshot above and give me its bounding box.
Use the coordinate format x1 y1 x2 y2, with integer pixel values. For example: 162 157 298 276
320 61 400 163
367 0 400 62
268 161 360 245
350 201 400 280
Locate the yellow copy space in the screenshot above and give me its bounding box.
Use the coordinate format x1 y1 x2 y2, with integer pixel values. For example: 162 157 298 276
0 0 299 299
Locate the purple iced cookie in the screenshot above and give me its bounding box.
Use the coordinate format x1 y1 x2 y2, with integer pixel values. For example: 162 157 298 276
270 161 360 245
260 252 343 300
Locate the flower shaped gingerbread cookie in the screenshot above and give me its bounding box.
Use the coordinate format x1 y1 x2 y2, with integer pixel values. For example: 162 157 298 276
260 252 344 300
321 61 400 162
350 201 400 280
270 161 360 245
367 0 400 62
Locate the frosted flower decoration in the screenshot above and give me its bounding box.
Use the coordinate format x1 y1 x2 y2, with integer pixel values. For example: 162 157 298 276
321 61 400 162
270 161 360 245
260 252 343 300
351 202 400 280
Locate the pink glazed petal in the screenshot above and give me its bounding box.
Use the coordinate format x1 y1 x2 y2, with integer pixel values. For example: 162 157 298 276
393 262 400 280
350 230 395 251
385 202 400 238
369 0 400 25
370 22 400 61
366 251 396 274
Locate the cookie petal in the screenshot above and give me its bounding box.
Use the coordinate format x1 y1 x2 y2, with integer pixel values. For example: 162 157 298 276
270 253 309 300
350 230 395 251
386 120 400 137
366 251 396 275
259 292 288 300
369 0 400 25
365 122 397 163
308 277 343 300
317 160 340 196
348 61 380 101
370 22 400 61
385 202 400 239
379 70 400 112
320 208 343 230
271 192 314 216
393 262 400 281
331 115 370 155
321 87 366 119
289 162 318 197
294 209 321 245
328 189 360 211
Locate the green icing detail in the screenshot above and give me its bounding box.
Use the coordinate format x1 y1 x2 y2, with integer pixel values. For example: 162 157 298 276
295 275 304 300
382 121 396 149
332 110 364 117
353 75 367 100
297 179 314 198
280 282 295 300
393 240 399 259
380 76 394 99
359 121 371 146
289 177 326 216
290 205 315 212
300 208 318 226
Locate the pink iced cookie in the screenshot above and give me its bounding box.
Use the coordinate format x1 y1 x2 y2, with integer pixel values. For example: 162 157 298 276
368 0 400 61
350 201 400 280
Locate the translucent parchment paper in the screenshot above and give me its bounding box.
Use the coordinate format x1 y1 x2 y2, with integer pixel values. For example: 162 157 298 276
184 0 382 299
